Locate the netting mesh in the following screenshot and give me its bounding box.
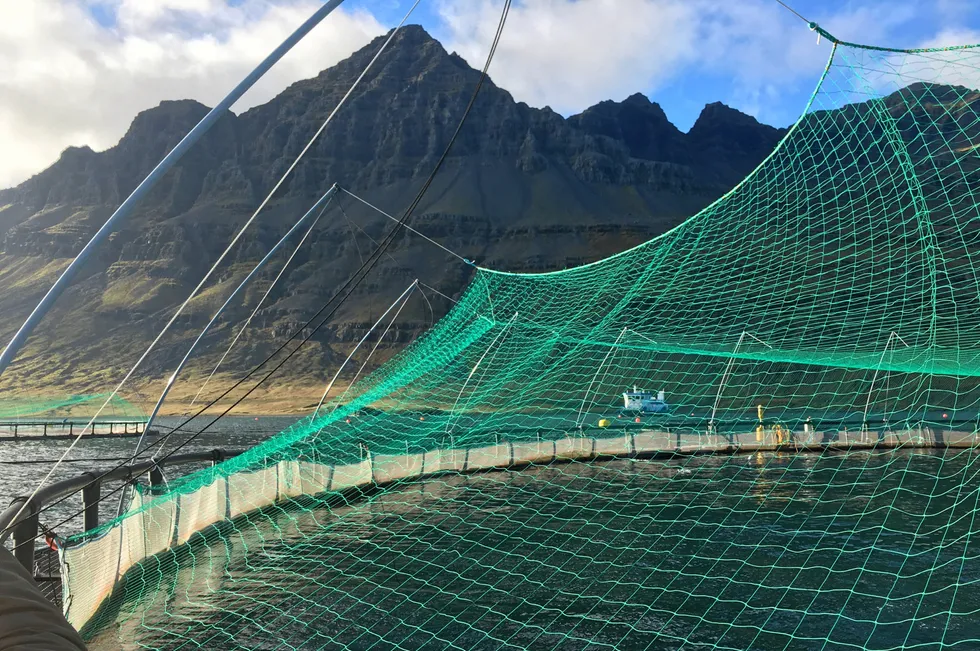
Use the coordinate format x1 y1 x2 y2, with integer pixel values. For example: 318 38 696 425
0 393 140 420
62 36 980 650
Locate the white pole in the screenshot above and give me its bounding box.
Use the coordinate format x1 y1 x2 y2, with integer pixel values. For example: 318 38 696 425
0 0 348 379
312 281 419 419
189 201 326 409
139 185 339 455
576 327 627 427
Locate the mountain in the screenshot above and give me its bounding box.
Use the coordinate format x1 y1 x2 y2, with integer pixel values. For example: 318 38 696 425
0 25 787 408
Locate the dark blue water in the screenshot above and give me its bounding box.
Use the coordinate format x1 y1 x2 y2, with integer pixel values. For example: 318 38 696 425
89 448 980 650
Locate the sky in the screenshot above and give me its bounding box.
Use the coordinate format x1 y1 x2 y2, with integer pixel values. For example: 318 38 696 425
2 0 980 189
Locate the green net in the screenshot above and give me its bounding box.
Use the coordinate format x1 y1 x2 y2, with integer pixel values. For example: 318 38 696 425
62 33 980 650
0 393 141 420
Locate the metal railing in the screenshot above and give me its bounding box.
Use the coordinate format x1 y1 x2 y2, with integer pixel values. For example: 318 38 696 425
0 449 241 572
0 419 147 438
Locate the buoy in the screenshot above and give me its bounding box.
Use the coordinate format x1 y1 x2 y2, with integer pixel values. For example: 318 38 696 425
943 413 949 419
635 417 641 423
598 419 611 428
420 416 425 421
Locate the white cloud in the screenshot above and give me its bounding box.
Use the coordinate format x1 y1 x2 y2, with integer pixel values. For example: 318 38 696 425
809 18 980 112
433 0 838 124
697 1 921 122
923 28 980 47
435 0 700 112
433 0 927 127
1 0 976 191
0 0 385 189
898 28 980 94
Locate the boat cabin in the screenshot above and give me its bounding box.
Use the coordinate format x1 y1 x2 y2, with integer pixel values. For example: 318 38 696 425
622 386 669 413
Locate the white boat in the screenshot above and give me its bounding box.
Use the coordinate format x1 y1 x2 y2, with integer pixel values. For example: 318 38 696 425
622 386 669 414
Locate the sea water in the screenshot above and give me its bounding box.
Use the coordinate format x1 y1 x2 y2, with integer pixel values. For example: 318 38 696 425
87 449 980 650
0 416 294 532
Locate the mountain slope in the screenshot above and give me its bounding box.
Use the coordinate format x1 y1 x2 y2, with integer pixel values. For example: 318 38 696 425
0 25 787 407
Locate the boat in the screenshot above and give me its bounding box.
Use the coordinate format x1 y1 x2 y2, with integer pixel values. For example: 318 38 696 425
621 385 670 414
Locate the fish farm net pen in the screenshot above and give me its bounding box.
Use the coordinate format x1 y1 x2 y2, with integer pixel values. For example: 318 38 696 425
3 0 515 552
13 11 980 651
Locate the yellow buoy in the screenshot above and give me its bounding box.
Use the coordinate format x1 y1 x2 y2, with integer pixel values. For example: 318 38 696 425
756 404 766 442
598 419 611 428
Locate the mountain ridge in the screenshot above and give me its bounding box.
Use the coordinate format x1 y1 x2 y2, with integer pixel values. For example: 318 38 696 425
0 24 789 404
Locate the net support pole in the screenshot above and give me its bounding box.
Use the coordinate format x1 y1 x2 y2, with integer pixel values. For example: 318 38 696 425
445 311 519 437
863 331 910 425
81 476 101 532
0 0 348 380
137 184 339 453
9 498 37 571
311 280 419 419
576 326 627 428
189 205 327 409
149 465 165 496
711 331 773 440
711 331 749 431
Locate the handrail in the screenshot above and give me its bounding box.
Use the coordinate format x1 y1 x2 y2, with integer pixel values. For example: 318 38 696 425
0 419 148 438
0 449 242 571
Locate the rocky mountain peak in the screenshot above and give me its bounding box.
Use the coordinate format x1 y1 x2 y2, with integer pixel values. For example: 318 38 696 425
385 23 443 49
0 27 794 393
59 145 96 159
125 99 212 135
567 92 684 162
303 23 463 90
685 102 786 182
690 101 770 134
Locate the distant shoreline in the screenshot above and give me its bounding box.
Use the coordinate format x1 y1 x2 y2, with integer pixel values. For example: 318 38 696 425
155 382 340 417
1 379 347 419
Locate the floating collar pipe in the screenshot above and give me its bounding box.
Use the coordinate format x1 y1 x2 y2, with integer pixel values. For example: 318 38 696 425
136 184 339 456
0 450 242 549
0 0 347 380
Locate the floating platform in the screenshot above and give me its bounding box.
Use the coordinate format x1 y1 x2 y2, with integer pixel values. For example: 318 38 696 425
0 420 149 441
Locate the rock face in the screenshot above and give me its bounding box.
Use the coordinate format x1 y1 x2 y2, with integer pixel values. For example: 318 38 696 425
0 25 787 395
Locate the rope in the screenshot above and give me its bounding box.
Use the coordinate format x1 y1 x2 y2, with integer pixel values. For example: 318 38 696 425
339 187 475 265
7 0 423 537
334 194 411 267
418 282 460 305
774 0 810 25
4 0 513 549
338 199 366 264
